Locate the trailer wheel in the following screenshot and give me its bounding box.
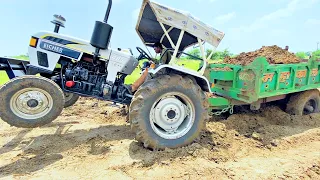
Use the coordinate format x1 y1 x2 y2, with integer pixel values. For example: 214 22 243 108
129 74 209 150
64 92 80 108
0 75 65 128
286 89 320 115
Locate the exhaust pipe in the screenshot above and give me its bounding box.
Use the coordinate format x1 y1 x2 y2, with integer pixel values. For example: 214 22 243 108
90 0 113 63
104 0 112 23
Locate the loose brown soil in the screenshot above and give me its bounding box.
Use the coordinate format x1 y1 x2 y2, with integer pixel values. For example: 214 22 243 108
211 67 233 71
0 97 319 179
224 45 301 65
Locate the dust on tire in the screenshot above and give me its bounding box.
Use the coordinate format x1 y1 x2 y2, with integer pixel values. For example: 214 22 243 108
129 74 209 150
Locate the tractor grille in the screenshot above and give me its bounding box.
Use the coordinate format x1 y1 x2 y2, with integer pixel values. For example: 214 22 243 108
37 51 49 67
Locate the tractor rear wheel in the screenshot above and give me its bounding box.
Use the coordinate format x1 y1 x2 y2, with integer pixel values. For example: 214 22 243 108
129 74 209 150
64 92 80 108
286 89 320 115
0 75 65 128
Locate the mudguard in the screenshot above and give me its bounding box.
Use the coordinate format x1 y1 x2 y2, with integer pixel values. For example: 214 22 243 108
148 65 212 93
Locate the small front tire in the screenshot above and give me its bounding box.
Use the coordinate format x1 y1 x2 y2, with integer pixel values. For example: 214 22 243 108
64 92 80 108
0 75 65 128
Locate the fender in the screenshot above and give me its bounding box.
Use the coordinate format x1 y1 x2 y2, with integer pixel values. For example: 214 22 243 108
148 65 212 93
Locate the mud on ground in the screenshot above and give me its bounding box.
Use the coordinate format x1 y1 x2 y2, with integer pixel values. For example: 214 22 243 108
0 97 319 179
224 45 301 65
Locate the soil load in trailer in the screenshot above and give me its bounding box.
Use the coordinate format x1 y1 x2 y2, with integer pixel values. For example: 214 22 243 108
209 55 320 115
224 45 301 65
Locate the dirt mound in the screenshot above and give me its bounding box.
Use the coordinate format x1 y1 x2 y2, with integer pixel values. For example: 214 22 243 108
224 45 301 65
221 106 320 145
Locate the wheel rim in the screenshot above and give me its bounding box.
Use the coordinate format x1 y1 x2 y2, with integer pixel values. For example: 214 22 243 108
149 92 195 140
303 99 317 115
10 88 54 119
64 92 73 102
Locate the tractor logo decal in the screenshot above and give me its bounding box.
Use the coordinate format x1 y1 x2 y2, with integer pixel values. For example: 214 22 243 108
40 41 80 59
42 43 63 53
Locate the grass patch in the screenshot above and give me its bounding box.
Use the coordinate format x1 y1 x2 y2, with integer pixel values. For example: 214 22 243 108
0 71 9 85
13 55 29 61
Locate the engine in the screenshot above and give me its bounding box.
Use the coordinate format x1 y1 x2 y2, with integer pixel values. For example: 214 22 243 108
62 61 131 103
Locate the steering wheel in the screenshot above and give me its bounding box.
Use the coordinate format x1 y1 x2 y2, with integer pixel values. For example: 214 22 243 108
136 47 152 60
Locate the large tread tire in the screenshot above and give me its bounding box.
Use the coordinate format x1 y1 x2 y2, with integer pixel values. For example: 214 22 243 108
64 92 80 108
0 75 65 128
286 89 320 115
129 74 209 150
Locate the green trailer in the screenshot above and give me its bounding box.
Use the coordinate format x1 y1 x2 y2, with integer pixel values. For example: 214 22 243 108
207 57 320 115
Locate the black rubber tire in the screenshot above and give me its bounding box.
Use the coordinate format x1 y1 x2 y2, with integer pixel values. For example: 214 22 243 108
286 89 320 115
0 75 65 128
129 74 209 150
64 92 80 108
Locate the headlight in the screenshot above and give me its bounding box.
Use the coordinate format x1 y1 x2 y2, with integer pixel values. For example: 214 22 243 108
29 37 39 47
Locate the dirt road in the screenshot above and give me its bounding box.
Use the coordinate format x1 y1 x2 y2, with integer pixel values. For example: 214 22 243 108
0 98 319 179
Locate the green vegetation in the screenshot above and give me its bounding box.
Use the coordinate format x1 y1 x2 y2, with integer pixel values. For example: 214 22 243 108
295 50 320 60
0 71 9 85
185 49 201 59
206 49 235 60
14 55 29 60
296 52 308 59
183 48 234 61
313 50 320 59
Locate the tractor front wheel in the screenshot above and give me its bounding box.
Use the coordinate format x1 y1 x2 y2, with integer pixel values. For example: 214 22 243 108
64 92 80 108
129 74 209 150
0 75 65 128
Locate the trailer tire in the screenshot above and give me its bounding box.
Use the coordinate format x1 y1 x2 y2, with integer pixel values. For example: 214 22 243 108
129 74 209 150
64 92 80 108
0 75 65 128
286 89 320 115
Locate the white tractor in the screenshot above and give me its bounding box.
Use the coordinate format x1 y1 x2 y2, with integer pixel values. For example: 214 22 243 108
0 0 224 150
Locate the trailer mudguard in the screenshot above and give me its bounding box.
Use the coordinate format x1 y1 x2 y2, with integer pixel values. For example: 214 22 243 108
148 65 212 93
